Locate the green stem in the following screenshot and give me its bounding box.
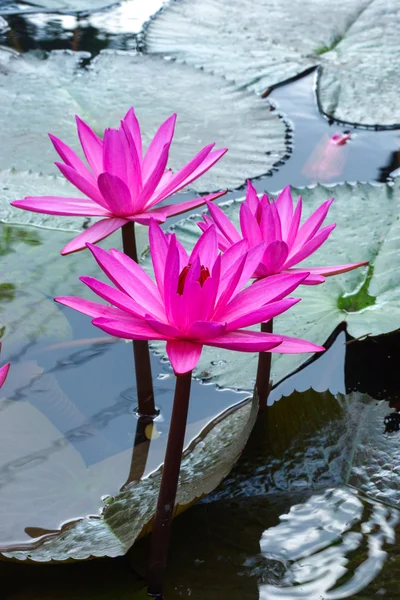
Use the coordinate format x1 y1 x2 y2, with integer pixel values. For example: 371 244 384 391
147 371 192 598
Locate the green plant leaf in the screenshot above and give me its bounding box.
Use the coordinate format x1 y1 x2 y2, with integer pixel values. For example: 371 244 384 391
147 0 400 126
148 181 399 389
0 48 287 197
209 336 400 508
0 393 257 562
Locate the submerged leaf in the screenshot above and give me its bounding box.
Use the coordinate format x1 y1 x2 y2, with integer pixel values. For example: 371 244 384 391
147 0 400 126
0 48 287 197
157 181 399 389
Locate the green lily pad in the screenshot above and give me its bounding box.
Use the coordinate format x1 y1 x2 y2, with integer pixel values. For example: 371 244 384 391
0 221 257 561
0 218 150 361
0 393 257 562
0 224 73 354
209 327 400 508
151 181 399 390
147 0 400 126
0 170 91 232
0 48 287 196
128 339 400 598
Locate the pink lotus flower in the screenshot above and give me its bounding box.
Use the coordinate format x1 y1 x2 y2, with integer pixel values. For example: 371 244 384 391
198 182 368 284
55 221 324 374
11 109 227 255
0 343 10 388
0 363 10 388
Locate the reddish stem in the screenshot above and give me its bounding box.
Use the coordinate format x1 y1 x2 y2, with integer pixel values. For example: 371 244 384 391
147 371 192 598
121 222 157 418
255 319 273 412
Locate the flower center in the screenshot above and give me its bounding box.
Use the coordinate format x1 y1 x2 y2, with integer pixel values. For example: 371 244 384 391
177 264 210 295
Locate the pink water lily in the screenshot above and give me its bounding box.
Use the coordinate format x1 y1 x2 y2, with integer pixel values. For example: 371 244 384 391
198 182 368 284
0 343 10 388
55 221 324 374
12 108 227 255
0 363 10 388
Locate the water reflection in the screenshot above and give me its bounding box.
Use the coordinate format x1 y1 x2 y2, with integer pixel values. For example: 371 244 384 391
1 0 166 55
259 488 399 599
130 485 399 600
0 224 40 256
265 71 400 190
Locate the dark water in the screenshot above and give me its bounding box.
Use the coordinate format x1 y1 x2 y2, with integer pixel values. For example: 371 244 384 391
0 2 400 599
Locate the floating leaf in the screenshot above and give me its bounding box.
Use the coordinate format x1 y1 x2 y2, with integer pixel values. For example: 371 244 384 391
208 327 400 509
147 0 400 126
0 170 91 231
0 48 287 196
0 392 256 561
0 222 255 560
156 181 398 389
0 219 149 362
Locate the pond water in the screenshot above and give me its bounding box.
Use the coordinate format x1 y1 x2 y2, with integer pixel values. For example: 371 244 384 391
0 1 400 599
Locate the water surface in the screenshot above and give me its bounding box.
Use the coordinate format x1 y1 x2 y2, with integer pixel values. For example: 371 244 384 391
0 1 400 598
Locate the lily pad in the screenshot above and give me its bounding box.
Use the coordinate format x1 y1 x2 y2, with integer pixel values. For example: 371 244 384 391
0 391 256 561
209 326 400 508
0 170 91 232
147 0 400 126
0 48 287 195
127 332 400 598
0 222 256 561
158 181 399 390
